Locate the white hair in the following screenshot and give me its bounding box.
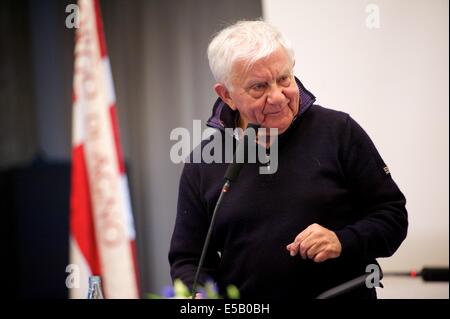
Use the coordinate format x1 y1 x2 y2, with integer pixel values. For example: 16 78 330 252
207 20 295 89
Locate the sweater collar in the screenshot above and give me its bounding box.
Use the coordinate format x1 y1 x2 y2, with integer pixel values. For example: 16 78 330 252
206 76 316 131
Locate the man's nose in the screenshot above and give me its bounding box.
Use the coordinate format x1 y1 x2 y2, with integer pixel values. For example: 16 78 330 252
267 85 285 105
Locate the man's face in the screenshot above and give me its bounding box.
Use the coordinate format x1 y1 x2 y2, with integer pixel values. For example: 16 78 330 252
217 48 300 134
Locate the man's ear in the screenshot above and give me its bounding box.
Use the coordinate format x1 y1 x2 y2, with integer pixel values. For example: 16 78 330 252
214 83 236 110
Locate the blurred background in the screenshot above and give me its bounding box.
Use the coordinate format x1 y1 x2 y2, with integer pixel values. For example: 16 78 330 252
0 0 448 298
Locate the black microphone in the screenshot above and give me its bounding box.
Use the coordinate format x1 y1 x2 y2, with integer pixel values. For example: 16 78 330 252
191 123 260 298
421 267 449 282
224 123 260 182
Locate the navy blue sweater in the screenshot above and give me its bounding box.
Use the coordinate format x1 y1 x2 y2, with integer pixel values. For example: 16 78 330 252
169 79 408 299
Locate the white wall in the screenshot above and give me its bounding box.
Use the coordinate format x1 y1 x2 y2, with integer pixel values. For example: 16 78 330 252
263 0 449 296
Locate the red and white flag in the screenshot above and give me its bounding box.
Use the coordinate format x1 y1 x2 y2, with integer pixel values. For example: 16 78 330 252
70 0 139 298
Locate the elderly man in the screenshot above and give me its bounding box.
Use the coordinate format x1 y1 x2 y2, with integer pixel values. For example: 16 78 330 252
169 20 408 299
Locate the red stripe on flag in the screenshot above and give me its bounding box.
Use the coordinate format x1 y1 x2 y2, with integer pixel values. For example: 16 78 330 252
93 0 107 58
109 105 126 174
130 240 141 296
70 145 102 275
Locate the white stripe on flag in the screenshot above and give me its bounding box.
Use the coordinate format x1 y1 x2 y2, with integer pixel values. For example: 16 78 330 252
69 237 92 299
72 101 85 147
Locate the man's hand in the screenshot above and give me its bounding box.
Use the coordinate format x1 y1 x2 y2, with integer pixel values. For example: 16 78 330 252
286 223 342 262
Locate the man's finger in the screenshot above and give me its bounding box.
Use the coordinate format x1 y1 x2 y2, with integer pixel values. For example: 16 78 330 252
313 251 328 263
299 232 316 259
287 237 306 257
306 241 323 259
294 226 313 244
286 243 297 256
287 227 311 256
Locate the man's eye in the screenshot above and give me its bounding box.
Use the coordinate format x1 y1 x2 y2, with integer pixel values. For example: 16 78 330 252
279 76 291 86
251 83 266 91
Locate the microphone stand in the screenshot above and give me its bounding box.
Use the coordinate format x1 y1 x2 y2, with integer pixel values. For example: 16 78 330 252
316 274 370 299
191 179 231 299
191 123 260 299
